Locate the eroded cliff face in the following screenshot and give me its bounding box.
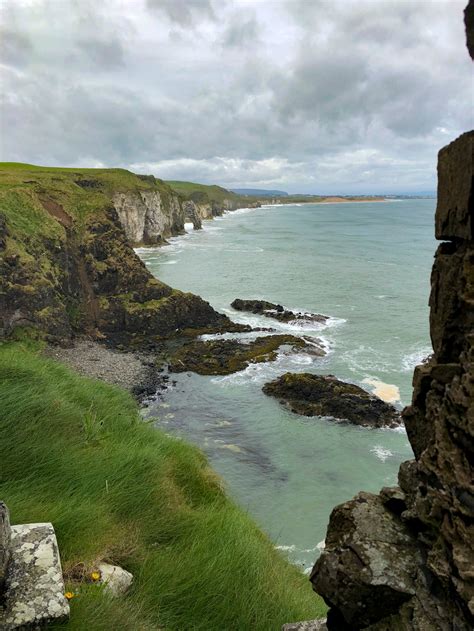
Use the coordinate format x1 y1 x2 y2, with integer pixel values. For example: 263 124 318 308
310 16 474 628
0 168 239 347
183 197 260 223
113 190 185 245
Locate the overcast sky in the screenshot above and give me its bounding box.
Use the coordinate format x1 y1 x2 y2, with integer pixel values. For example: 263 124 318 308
1 0 472 193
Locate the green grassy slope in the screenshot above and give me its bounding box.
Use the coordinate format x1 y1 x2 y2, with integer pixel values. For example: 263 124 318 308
165 180 241 204
0 343 326 630
0 162 174 240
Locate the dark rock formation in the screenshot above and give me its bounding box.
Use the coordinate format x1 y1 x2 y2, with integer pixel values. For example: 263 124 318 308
231 299 328 325
310 9 474 627
262 373 400 428
0 202 242 347
313 492 420 629
168 334 325 375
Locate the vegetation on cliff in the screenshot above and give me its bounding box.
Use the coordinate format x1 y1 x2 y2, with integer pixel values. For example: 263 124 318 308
165 180 243 205
0 163 239 345
0 342 326 630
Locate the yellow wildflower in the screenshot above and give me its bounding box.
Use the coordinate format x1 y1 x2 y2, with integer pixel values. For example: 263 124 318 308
91 571 101 581
65 592 74 600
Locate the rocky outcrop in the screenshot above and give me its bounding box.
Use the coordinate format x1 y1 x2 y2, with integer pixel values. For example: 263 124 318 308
113 190 185 245
231 299 328 325
310 11 474 627
192 197 260 221
182 200 202 230
168 334 325 375
263 373 400 427
0 183 241 347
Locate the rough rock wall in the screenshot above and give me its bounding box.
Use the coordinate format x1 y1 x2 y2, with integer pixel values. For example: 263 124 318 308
182 200 203 229
186 197 261 223
113 191 185 245
0 204 234 346
310 10 474 628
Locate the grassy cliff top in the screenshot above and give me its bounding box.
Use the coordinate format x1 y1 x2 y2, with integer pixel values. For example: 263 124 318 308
165 180 242 204
0 163 175 242
0 342 326 629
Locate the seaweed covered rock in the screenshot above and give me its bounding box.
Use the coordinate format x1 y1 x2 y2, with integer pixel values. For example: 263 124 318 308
262 373 401 427
231 299 328 325
168 335 325 375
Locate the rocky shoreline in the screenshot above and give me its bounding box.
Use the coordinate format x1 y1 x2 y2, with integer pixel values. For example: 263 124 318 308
43 338 169 402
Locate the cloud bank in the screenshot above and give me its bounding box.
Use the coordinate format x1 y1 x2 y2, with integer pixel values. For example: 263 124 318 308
0 0 472 193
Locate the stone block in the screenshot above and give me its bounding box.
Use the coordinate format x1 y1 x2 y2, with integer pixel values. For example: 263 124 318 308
0 523 69 629
0 502 11 595
282 620 327 631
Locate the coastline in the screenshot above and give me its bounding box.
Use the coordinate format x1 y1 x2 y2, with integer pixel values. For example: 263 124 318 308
261 197 388 207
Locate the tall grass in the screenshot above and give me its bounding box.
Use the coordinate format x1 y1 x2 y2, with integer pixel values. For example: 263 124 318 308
0 343 325 630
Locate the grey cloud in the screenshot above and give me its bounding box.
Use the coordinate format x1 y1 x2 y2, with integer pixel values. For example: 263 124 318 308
146 0 216 26
221 15 260 48
0 0 472 194
76 37 125 68
0 28 33 67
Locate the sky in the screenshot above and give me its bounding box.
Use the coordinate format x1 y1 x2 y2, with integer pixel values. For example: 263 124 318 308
0 0 473 194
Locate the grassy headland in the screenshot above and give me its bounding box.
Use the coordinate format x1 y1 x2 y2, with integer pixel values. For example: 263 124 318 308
0 342 326 630
165 180 243 205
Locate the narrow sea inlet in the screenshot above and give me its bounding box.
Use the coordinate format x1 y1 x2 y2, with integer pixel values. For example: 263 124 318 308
138 199 435 573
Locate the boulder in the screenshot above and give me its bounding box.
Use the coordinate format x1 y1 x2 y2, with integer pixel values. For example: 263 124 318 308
231 299 328 325
98 562 133 596
310 493 420 629
262 373 401 428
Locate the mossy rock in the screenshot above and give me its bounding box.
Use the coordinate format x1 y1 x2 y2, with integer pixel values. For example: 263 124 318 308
231 298 329 324
262 373 401 428
168 335 325 375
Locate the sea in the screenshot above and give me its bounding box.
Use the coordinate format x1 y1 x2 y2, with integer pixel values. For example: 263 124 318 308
137 198 436 574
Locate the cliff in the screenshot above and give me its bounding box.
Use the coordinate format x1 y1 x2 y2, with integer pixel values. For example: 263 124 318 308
166 180 261 223
0 164 240 346
309 9 474 628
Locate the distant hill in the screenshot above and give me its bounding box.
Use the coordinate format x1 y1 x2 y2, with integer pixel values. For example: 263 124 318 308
166 180 241 204
230 188 289 197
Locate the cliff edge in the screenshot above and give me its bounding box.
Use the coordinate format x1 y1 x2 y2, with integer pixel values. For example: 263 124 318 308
0 164 240 346
310 6 474 629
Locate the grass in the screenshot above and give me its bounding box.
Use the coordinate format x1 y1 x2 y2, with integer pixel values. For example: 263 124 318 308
0 162 175 242
165 180 241 204
0 342 326 630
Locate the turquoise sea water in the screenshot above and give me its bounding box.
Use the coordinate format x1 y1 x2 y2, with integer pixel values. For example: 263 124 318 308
138 199 435 573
